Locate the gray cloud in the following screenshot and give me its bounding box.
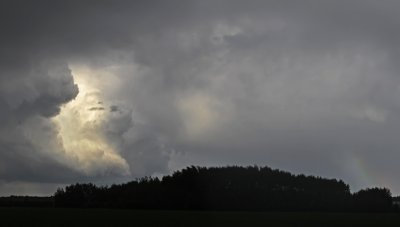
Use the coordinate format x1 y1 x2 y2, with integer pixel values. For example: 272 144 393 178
0 61 80 184
2 0 400 195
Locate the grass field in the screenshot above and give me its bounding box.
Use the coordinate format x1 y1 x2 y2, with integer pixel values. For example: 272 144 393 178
1 208 400 226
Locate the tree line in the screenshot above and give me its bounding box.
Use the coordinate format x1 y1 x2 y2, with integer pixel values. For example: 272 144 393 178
53 166 395 212
0 196 53 207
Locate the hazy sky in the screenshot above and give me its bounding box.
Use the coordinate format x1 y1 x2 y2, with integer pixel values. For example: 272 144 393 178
1 0 400 195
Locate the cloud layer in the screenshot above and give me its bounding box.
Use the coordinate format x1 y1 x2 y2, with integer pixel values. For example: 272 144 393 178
1 0 400 194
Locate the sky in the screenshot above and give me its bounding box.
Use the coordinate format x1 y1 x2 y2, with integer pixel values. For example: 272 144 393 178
1 0 400 195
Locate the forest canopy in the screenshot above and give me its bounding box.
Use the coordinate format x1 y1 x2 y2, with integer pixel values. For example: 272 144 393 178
52 166 394 212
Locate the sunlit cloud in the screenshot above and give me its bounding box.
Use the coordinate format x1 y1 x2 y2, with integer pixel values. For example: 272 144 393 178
52 66 130 176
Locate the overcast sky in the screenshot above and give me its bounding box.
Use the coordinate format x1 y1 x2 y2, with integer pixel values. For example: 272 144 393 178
1 0 400 195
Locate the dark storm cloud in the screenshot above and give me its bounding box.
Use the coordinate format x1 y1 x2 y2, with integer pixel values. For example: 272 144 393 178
0 61 78 182
2 0 400 194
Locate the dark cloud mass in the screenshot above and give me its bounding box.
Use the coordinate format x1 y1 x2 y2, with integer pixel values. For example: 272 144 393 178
1 0 400 195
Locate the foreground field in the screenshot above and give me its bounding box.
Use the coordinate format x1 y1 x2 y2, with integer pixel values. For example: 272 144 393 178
0 208 400 226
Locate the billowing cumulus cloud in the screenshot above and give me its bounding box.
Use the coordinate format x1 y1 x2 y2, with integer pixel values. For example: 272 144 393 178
2 0 400 195
52 67 130 176
0 60 79 183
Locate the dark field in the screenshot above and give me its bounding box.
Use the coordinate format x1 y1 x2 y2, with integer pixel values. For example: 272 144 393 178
1 208 400 227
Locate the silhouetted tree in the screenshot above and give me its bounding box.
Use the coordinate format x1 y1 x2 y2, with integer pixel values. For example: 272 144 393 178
50 166 399 212
352 187 393 212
